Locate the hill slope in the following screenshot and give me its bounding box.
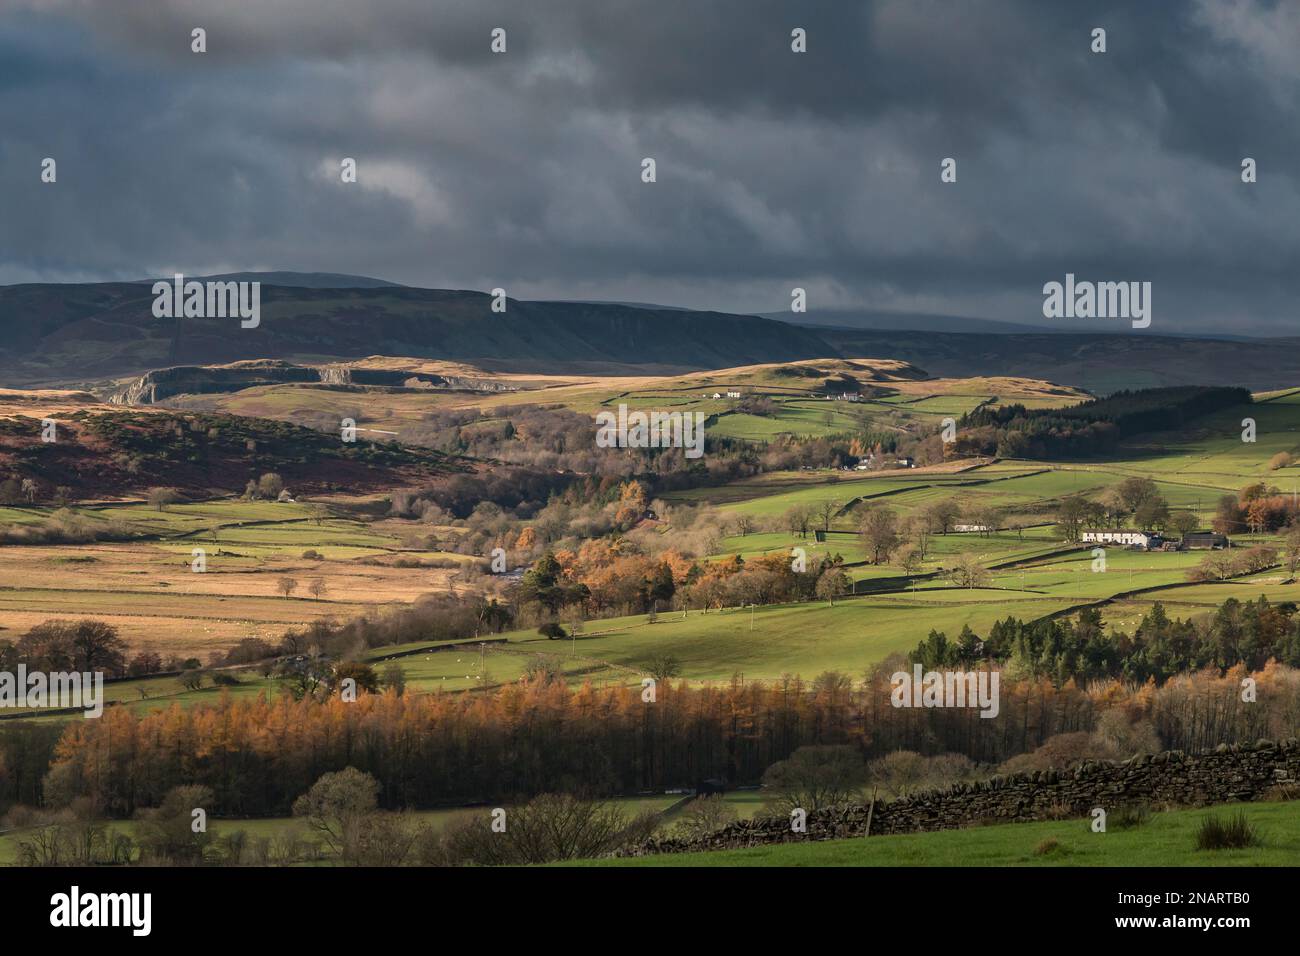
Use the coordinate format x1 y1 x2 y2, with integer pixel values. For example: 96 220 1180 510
0 403 468 497
0 281 836 385
7 278 1300 393
823 328 1300 393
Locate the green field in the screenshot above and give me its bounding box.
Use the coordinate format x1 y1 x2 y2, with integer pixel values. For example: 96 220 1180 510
573 799 1300 867
707 401 866 440
672 389 1300 530
484 595 1079 682
632 391 1300 686
4 590 1086 720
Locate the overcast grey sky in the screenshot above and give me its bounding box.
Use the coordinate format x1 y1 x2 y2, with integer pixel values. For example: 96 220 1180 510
1 0 1298 334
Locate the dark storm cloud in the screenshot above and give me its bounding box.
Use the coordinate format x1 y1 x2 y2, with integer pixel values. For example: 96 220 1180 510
1 0 1298 334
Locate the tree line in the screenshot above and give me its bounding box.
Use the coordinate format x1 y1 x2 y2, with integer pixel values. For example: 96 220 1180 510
910 598 1300 686
11 652 1295 819
954 386 1250 460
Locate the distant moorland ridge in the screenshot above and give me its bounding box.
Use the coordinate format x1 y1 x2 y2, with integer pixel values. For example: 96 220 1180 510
3 277 1300 392
0 280 835 385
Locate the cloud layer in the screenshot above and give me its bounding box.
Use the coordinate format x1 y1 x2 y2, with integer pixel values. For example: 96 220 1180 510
1 0 1298 334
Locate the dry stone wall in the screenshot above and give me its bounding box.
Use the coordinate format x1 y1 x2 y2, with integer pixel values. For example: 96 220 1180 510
628 738 1300 856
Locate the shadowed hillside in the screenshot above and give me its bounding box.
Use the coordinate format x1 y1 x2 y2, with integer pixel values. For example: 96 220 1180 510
0 407 469 497
6 279 1300 394
0 280 837 385
822 328 1300 394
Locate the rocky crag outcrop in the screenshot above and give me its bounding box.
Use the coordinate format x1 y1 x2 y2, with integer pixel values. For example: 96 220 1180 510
626 738 1300 856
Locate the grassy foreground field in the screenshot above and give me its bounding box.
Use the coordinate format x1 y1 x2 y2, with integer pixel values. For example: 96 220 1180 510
568 799 1300 867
